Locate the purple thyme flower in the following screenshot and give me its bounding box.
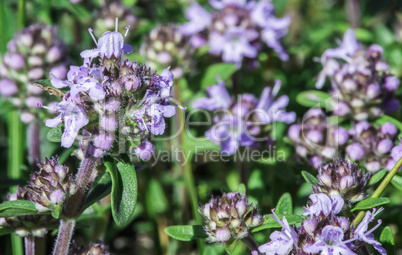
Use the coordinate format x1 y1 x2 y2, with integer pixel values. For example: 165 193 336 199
193 80 295 155
257 210 298 255
316 29 400 120
181 0 290 65
46 93 89 148
81 21 133 59
353 208 386 255
304 225 356 255
45 22 183 159
303 193 344 218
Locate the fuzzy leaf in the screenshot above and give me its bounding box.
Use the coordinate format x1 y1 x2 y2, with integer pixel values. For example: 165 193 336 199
104 158 138 227
296 90 332 108
301 171 319 186
82 173 112 211
224 238 238 254
251 214 304 232
380 226 395 255
351 197 390 212
165 225 208 241
275 193 292 215
47 124 64 143
391 175 402 192
368 170 387 186
201 63 237 89
0 200 41 217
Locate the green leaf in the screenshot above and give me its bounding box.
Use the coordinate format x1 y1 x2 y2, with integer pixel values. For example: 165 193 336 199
251 214 304 233
224 238 238 254
0 227 14 236
165 225 208 241
351 197 390 212
275 193 292 215
47 124 64 142
82 173 112 211
391 175 402 192
238 183 246 195
376 115 402 133
0 100 15 115
104 158 138 227
380 226 395 255
0 200 42 217
201 63 237 89
301 171 319 186
146 178 168 216
296 90 332 108
51 205 63 219
368 170 387 186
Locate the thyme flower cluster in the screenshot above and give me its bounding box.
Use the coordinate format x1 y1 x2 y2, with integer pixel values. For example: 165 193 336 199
193 80 295 155
254 160 385 255
0 24 69 123
180 0 290 66
45 22 183 159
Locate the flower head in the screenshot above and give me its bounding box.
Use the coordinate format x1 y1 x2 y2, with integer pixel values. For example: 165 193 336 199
181 0 290 65
193 80 295 155
200 192 263 243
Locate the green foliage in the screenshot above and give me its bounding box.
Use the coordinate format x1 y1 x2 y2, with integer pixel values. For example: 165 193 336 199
296 90 332 108
201 63 237 89
224 238 238 254
164 225 208 241
104 158 138 227
0 200 45 217
368 170 387 186
251 214 304 233
301 171 319 186
351 197 390 212
380 226 395 255
47 124 64 143
82 173 112 211
390 175 402 192
275 193 292 215
375 115 402 133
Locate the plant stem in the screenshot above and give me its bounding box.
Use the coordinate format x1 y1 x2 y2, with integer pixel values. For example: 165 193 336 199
65 155 99 218
346 0 360 28
174 83 204 253
17 0 25 29
53 150 99 254
29 122 41 171
242 235 261 254
353 155 402 226
53 220 76 255
8 111 24 255
25 236 35 255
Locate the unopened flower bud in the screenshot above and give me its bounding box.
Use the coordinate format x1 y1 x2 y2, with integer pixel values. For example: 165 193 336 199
199 192 262 243
376 139 393 155
346 143 365 160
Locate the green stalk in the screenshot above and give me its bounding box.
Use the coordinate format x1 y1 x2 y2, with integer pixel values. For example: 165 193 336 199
174 83 204 253
0 0 6 53
353 156 402 226
8 111 24 255
17 0 25 29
